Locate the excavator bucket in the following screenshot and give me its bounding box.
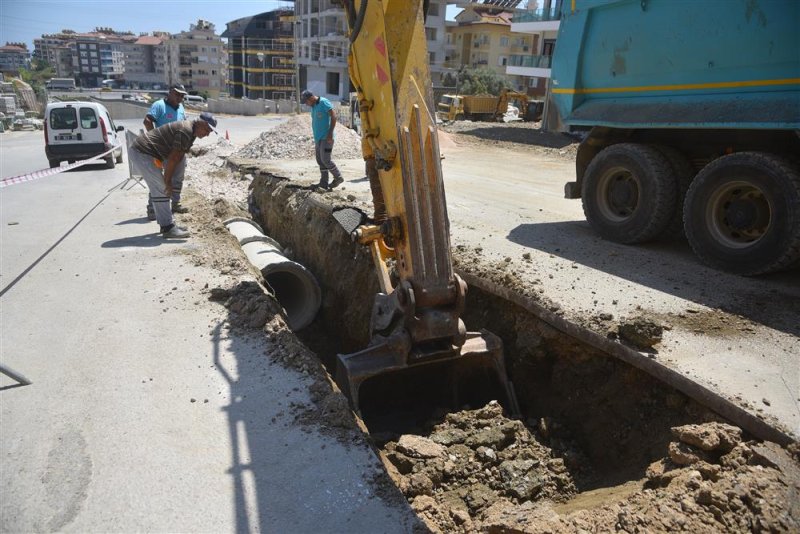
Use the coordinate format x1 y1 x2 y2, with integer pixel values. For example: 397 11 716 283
336 325 520 429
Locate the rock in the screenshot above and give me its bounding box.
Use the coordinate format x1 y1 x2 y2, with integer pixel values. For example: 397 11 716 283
668 441 711 466
671 422 742 452
464 483 498 512
465 421 516 450
397 434 446 459
408 472 434 496
430 428 468 446
499 459 543 499
618 319 663 349
208 287 230 301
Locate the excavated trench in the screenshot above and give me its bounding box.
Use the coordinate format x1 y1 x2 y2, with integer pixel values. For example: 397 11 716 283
245 170 798 531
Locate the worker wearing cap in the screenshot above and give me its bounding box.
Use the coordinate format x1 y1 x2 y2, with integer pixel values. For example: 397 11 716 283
143 83 188 218
301 89 344 191
129 113 217 238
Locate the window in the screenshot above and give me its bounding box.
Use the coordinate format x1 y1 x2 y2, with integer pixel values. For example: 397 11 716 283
427 3 439 16
326 71 339 95
425 27 437 41
429 52 435 64
528 77 539 88
49 107 78 130
500 37 509 47
498 55 508 66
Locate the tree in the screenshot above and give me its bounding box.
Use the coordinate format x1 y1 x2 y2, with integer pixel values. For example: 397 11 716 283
19 59 55 96
442 67 510 96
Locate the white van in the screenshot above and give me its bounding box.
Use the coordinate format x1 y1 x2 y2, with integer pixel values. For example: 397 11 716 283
184 95 206 107
44 101 124 168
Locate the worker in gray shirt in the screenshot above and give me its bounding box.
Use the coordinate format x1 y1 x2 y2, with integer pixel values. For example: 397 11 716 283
129 112 217 238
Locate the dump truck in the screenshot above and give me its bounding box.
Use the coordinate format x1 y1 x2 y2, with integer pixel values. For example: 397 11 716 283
551 0 800 275
438 90 542 122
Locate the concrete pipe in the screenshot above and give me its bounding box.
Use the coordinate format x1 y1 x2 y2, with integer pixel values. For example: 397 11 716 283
224 217 321 331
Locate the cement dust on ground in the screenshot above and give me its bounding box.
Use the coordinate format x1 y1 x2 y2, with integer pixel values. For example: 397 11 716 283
179 115 799 533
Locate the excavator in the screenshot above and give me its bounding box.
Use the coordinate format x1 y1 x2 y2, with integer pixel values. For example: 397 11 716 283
334 0 518 419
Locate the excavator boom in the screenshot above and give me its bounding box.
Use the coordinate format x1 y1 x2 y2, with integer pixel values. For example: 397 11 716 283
335 0 518 418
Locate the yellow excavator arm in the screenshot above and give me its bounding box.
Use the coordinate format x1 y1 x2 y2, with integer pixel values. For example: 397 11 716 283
335 0 517 415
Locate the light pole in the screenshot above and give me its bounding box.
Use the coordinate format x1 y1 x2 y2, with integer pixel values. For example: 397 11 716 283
256 52 265 100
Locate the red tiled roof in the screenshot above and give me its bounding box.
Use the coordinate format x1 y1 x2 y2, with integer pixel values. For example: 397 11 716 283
135 36 163 45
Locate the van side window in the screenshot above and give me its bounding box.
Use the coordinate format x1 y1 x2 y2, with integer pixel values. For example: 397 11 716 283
50 108 78 130
80 108 98 129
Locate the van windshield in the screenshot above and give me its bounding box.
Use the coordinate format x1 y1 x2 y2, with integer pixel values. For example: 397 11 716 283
80 108 98 129
49 107 78 130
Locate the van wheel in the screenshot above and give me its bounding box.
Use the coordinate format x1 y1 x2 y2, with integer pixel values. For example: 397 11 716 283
49 159 60 168
105 155 116 169
581 143 677 244
115 150 124 164
684 152 800 275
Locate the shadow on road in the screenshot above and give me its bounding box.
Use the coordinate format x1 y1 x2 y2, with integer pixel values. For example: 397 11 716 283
101 233 186 248
445 125 577 148
115 217 152 226
507 221 800 338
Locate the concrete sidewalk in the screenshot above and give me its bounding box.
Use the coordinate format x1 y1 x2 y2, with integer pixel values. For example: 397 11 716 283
0 167 419 531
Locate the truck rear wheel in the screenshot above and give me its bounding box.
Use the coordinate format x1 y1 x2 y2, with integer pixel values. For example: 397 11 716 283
651 145 694 239
684 152 800 275
581 143 676 244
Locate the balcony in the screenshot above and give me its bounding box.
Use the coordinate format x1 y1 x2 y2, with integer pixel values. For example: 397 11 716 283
506 54 553 79
514 7 561 23
509 55 552 68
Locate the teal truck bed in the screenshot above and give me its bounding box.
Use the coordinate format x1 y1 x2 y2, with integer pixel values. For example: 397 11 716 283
550 0 800 275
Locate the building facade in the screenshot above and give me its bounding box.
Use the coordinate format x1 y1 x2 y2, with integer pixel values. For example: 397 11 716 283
291 0 451 103
121 35 170 89
507 0 563 97
222 10 296 101
0 43 31 75
447 2 538 93
167 20 226 97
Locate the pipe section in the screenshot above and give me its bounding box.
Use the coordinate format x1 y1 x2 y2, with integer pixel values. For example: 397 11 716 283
224 217 321 330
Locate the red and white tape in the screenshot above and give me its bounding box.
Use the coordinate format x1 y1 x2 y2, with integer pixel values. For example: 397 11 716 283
0 144 122 189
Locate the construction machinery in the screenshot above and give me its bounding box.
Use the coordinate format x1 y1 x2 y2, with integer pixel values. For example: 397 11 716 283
335 0 518 418
552 0 800 275
437 89 540 122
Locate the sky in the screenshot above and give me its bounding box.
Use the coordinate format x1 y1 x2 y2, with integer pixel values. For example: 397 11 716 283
1 0 460 51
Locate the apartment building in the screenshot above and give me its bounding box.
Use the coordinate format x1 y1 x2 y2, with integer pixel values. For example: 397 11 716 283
292 0 451 103
168 20 226 97
33 34 74 77
222 10 296 100
121 34 170 89
447 1 537 92
73 30 134 87
0 43 31 75
507 0 563 97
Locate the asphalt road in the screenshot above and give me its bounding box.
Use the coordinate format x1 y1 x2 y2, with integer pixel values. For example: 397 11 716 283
0 122 419 532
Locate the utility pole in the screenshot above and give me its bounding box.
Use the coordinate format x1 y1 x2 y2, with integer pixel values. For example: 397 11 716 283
294 14 301 113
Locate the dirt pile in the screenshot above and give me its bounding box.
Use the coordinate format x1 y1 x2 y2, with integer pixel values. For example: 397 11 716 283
382 411 800 533
439 120 579 160
234 114 364 160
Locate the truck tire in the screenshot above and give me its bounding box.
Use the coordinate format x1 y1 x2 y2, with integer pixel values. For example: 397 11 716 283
581 143 677 244
105 155 116 169
651 145 695 239
684 152 800 275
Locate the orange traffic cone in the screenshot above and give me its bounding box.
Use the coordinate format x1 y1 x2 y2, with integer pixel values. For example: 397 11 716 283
225 130 230 141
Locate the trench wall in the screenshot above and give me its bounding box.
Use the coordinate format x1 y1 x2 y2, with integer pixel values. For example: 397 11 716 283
249 171 725 476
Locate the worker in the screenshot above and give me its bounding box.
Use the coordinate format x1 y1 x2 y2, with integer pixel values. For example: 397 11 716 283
129 113 217 239
301 89 344 191
143 83 188 219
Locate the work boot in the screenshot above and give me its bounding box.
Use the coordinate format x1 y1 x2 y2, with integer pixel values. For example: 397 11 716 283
161 224 190 239
172 203 189 214
146 205 156 221
330 176 344 190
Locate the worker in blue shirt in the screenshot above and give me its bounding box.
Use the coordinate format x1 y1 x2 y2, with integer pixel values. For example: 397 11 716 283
301 89 344 190
143 83 188 218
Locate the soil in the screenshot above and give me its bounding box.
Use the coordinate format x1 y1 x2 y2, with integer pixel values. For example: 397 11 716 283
179 116 800 533
439 120 580 160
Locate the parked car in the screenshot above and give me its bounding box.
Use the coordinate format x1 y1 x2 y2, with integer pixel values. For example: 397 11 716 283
44 101 124 169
